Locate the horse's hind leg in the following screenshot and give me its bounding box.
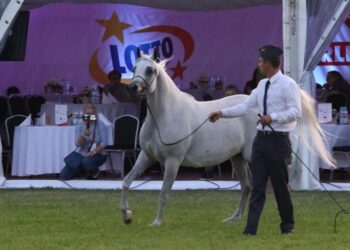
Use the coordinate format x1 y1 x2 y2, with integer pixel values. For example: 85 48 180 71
150 157 181 226
121 150 155 224
223 155 252 223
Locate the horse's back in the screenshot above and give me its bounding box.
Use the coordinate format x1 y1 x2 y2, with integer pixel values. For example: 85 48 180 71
179 93 257 167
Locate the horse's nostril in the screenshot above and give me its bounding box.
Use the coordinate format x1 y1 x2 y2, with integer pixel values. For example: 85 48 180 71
127 84 137 91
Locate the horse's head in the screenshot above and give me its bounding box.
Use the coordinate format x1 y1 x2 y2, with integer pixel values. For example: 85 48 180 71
127 48 160 97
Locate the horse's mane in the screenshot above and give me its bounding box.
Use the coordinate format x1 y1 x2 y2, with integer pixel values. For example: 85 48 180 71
139 54 169 72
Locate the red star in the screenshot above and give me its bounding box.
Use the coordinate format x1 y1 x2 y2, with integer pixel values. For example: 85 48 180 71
96 12 132 44
170 61 187 80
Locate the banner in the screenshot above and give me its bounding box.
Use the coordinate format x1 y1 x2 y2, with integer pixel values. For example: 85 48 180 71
314 16 350 85
0 3 282 94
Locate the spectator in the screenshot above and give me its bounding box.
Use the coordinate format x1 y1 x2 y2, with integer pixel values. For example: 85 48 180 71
243 67 266 95
323 71 350 110
225 84 239 96
215 80 223 90
189 81 197 90
6 86 20 96
103 70 130 102
60 104 107 180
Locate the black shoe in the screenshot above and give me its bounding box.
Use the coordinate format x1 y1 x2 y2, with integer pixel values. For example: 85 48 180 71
86 170 100 180
243 230 256 236
281 229 294 235
280 223 294 234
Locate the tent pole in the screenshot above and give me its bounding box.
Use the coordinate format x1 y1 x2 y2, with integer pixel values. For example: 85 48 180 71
283 0 307 84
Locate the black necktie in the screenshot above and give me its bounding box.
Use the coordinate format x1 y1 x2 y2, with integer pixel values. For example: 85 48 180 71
262 80 271 129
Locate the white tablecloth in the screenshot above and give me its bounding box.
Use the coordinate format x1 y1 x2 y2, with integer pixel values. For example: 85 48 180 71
320 123 350 169
11 125 119 176
41 102 139 125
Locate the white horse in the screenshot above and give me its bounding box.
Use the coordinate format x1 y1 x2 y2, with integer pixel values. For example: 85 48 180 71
121 49 334 226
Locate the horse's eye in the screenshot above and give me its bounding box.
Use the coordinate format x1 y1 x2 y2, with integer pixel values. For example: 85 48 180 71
145 67 155 76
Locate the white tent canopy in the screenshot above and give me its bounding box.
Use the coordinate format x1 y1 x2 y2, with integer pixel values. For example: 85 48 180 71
20 0 281 11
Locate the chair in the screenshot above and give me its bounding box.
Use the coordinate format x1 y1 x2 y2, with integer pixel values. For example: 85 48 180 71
0 96 9 124
104 115 140 178
329 146 350 181
25 95 46 119
3 115 26 175
7 94 28 116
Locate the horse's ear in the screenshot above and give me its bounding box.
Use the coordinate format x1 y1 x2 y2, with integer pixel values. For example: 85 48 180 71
136 47 141 59
152 47 160 63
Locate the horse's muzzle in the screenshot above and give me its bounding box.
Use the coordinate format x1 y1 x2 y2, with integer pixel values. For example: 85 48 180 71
127 81 145 96
127 82 138 93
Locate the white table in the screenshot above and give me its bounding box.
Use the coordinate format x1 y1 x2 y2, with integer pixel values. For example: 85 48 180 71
41 102 139 125
320 123 350 169
11 125 121 176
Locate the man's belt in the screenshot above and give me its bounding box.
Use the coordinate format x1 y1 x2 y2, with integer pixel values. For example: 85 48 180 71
257 130 289 136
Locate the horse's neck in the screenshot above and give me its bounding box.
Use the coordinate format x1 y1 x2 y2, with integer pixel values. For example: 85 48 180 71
147 71 183 117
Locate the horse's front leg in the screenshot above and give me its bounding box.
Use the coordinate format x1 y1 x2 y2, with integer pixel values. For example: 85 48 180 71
121 150 155 224
150 157 181 226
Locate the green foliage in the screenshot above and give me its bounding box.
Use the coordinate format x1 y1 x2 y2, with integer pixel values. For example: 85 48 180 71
0 189 349 250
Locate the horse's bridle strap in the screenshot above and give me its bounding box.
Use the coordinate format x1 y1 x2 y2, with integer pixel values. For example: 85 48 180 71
132 73 157 89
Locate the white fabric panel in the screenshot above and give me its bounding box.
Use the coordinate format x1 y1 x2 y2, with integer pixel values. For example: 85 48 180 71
21 0 280 11
301 0 350 93
304 0 350 69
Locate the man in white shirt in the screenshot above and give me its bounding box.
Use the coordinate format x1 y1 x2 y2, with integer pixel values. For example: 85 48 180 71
208 45 301 235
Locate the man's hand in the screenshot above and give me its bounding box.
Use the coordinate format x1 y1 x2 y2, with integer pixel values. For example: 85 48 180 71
258 115 272 125
83 129 90 137
77 136 85 146
86 151 96 157
208 111 222 123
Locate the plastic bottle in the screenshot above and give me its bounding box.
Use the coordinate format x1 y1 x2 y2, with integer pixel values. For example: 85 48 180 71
339 106 348 124
91 88 101 104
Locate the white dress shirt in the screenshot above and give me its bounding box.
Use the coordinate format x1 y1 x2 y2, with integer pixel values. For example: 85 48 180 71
221 70 301 132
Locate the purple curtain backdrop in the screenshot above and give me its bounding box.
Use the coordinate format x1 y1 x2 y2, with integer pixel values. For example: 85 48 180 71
0 3 283 95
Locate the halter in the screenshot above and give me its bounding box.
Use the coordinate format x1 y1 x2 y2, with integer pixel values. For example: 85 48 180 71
132 71 157 90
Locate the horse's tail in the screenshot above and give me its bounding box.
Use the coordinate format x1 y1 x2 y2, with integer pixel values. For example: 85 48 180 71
294 89 335 168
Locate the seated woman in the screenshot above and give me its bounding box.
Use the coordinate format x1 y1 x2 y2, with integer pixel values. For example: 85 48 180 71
60 104 107 180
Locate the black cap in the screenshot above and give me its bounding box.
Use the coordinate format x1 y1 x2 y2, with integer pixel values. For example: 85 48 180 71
259 45 283 60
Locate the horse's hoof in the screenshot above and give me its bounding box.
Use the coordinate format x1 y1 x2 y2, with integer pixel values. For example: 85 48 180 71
223 216 240 224
124 218 132 224
149 220 162 227
122 210 133 225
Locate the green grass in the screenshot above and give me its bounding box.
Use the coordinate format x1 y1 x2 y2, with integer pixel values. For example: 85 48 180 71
0 189 349 250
